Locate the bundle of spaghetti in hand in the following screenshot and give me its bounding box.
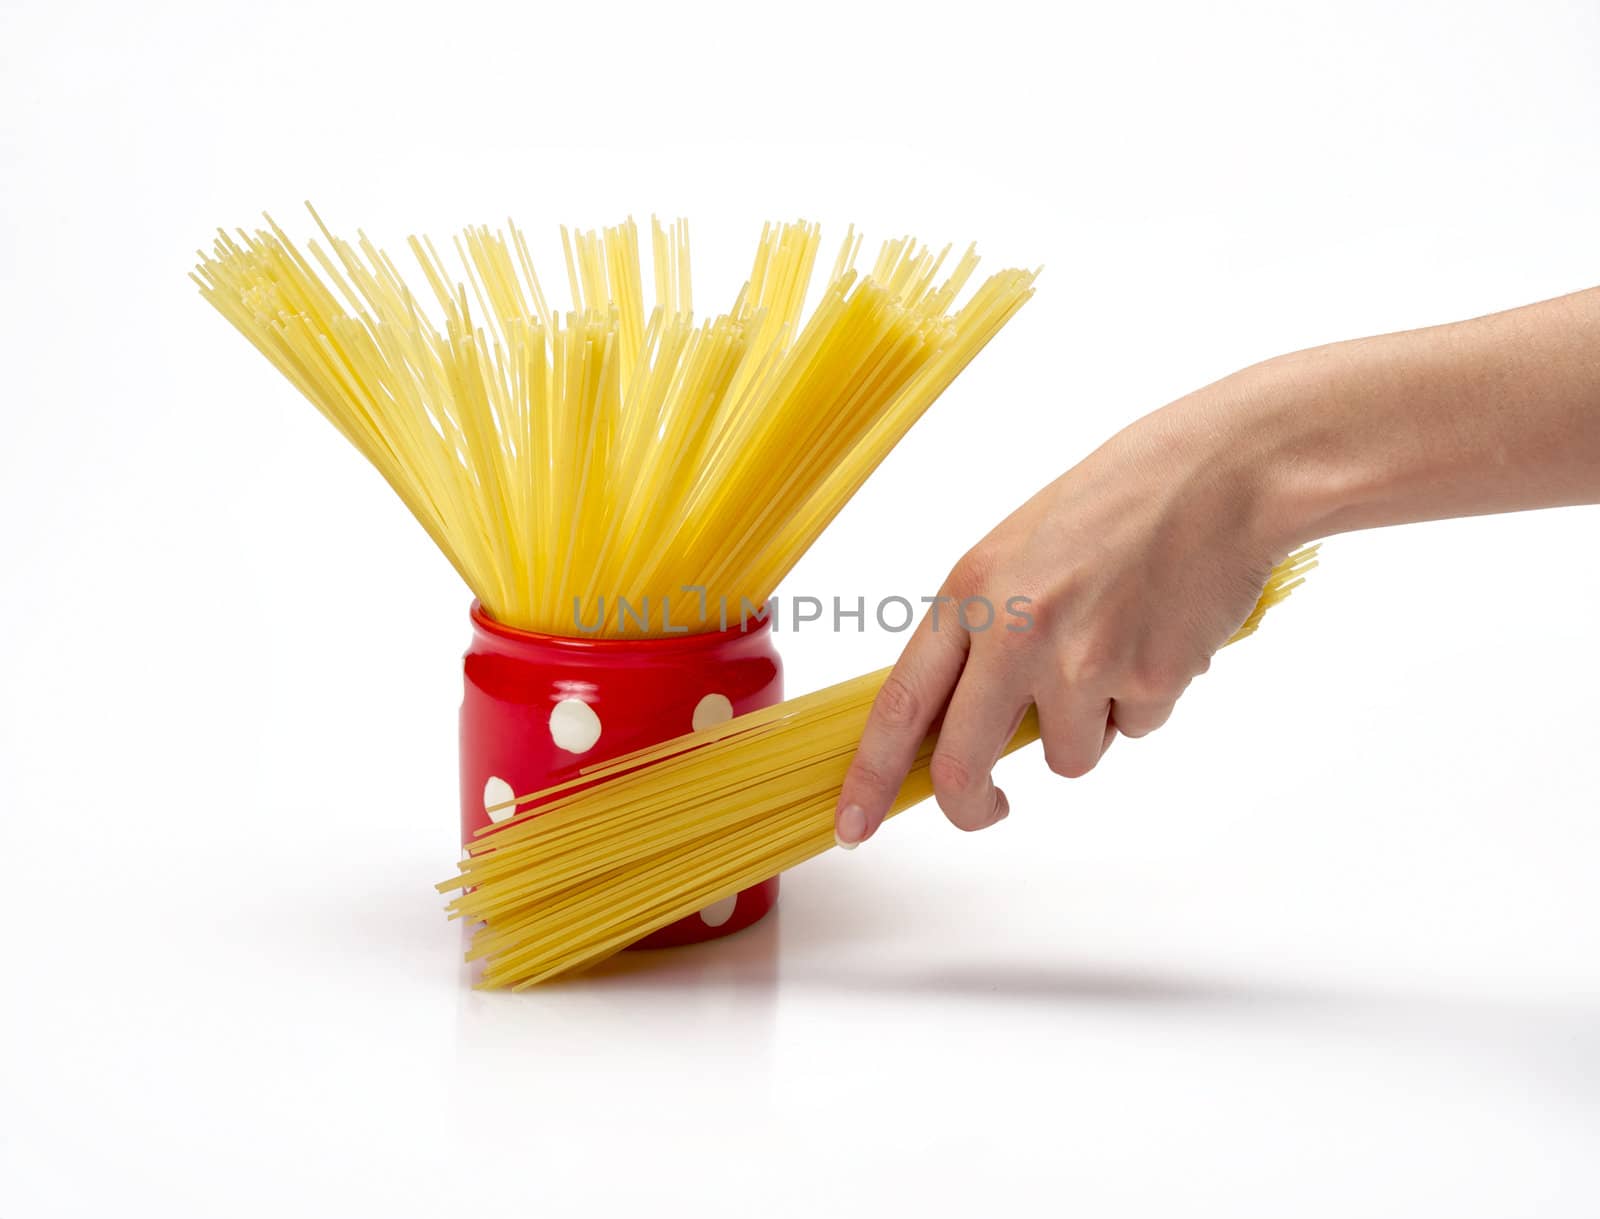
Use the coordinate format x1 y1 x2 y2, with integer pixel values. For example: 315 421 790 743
440 545 1319 988
193 208 1038 635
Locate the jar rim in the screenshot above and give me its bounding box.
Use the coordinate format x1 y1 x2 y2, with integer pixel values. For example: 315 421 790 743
469 600 775 655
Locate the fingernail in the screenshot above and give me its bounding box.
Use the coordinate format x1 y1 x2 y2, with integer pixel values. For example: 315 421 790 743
836 803 867 849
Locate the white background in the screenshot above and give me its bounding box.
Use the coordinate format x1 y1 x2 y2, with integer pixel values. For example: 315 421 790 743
3 0 1599 1214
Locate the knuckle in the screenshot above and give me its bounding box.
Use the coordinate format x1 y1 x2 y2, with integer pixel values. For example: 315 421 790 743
928 749 977 799
873 673 921 729
1042 747 1071 776
845 757 897 798
944 545 997 598
1113 693 1175 739
1128 659 1182 702
1061 640 1117 690
1045 748 1097 780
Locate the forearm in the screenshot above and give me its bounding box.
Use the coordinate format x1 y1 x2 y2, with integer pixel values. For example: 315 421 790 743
841 288 1600 839
1203 287 1600 552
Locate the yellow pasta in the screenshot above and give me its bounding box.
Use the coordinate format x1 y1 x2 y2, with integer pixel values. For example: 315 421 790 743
193 207 1038 636
439 544 1319 989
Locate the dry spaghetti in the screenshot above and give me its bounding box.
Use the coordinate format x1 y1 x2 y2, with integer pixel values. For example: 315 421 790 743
194 209 1037 636
439 545 1319 988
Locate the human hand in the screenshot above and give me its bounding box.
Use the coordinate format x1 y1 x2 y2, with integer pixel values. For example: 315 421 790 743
833 375 1295 846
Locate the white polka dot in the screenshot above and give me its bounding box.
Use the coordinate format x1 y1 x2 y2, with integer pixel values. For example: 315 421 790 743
692 692 733 732
550 697 602 753
483 775 516 824
699 895 737 927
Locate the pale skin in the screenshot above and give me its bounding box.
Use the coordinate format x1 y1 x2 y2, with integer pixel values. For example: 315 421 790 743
834 286 1600 846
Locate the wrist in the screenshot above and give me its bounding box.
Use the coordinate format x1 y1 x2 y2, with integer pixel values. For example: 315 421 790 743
1228 347 1395 556
1169 350 1371 560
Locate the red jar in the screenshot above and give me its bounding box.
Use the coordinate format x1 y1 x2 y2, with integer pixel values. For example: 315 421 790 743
460 604 784 948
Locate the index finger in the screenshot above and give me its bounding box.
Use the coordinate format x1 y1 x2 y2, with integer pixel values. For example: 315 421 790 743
835 606 970 847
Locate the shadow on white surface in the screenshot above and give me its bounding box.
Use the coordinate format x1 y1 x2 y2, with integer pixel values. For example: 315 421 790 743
460 901 787 993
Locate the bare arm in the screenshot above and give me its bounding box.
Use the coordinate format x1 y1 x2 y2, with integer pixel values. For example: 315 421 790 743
835 286 1600 846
